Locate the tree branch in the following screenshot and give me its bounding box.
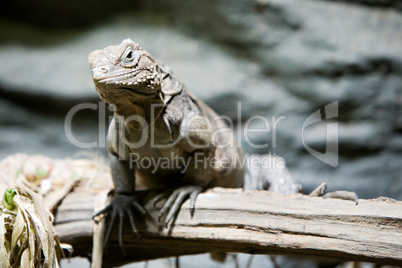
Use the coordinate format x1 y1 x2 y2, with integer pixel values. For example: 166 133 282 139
54 182 402 267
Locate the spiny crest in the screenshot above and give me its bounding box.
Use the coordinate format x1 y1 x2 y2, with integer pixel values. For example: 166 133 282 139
122 38 135 45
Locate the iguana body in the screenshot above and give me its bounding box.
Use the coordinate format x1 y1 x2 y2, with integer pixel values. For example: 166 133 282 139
88 39 299 243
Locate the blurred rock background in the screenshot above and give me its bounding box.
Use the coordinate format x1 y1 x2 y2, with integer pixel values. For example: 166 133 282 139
1 0 401 198
0 1 401 266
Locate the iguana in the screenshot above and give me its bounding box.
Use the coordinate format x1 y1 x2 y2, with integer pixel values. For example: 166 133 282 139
88 39 301 246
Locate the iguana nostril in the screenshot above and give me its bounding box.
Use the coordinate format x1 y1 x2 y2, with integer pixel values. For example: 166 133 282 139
90 65 111 81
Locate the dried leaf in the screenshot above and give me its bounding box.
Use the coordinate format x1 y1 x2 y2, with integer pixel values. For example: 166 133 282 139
20 248 30 268
0 215 9 268
17 184 57 268
10 208 24 252
25 210 42 266
21 210 38 268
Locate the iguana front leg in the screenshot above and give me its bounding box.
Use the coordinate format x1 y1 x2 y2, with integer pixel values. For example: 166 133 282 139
152 150 209 228
153 108 216 228
93 153 148 251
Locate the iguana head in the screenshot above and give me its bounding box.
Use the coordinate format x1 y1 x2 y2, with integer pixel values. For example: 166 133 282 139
88 39 162 105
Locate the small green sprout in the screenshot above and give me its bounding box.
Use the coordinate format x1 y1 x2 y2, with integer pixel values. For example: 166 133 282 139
2 188 16 210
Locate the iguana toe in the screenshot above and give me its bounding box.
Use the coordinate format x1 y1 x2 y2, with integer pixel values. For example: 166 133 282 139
310 183 358 205
156 185 203 228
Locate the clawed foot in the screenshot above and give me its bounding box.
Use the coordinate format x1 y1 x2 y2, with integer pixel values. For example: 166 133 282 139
93 193 151 253
310 182 358 205
153 184 203 228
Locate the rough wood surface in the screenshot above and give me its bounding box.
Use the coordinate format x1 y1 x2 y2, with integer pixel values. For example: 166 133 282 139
54 181 402 267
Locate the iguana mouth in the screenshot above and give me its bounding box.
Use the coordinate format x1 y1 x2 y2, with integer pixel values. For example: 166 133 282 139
96 69 143 84
118 87 156 97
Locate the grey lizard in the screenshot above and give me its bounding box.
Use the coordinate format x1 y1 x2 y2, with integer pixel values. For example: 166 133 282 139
88 39 301 247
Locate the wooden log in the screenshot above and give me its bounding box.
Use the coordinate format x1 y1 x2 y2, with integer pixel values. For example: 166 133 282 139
54 183 402 267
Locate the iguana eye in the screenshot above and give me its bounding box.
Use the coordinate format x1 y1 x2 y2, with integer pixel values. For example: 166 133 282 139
122 47 135 64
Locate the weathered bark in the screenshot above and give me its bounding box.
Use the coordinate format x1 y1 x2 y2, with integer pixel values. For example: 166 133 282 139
54 182 402 267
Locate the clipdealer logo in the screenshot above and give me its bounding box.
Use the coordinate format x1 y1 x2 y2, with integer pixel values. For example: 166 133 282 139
302 101 339 167
64 101 340 167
